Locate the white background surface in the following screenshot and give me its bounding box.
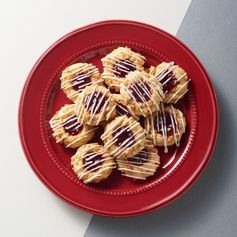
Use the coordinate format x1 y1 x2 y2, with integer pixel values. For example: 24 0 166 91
0 0 191 236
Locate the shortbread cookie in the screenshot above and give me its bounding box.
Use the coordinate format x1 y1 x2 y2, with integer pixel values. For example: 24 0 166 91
117 140 160 180
145 104 186 152
149 62 190 103
49 104 95 148
101 47 145 91
71 143 116 183
120 71 163 117
60 63 103 102
113 94 139 120
75 85 116 126
101 115 146 159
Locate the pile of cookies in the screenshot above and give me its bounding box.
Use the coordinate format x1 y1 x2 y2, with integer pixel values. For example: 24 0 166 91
49 47 190 184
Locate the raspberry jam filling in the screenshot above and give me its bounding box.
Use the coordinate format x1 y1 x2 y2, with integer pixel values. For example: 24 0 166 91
159 71 177 93
112 126 135 147
154 111 177 136
129 81 151 103
83 153 103 171
83 91 107 114
72 72 91 91
128 151 148 166
116 103 131 117
63 115 83 136
114 59 136 77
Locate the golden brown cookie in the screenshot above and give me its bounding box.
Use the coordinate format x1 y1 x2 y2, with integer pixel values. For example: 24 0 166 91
49 104 95 148
75 85 116 126
149 62 190 103
101 115 146 159
117 140 160 180
120 71 163 117
71 143 116 183
145 104 186 152
113 94 139 120
60 63 103 102
101 47 145 91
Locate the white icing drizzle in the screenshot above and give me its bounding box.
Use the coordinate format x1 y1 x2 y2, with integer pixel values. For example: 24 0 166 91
144 79 164 101
123 86 146 116
102 57 136 77
50 110 82 135
103 51 144 66
51 118 96 147
68 90 81 99
88 91 108 123
103 120 137 147
167 79 191 103
50 113 74 130
122 72 162 116
54 115 79 131
102 49 145 83
72 147 106 159
83 166 115 183
61 64 99 86
67 79 103 99
101 116 131 139
118 160 158 168
105 104 117 121
116 103 130 116
117 149 159 179
50 106 97 147
169 106 180 147
62 69 98 89
65 128 96 147
156 63 176 81
80 163 116 184
72 145 116 183
75 85 111 125
75 88 86 119
75 156 111 173
155 62 190 101
112 130 144 159
61 63 103 99
162 148 177 169
147 104 181 153
115 103 137 118
112 50 146 62
101 116 145 158
119 167 155 174
160 103 168 153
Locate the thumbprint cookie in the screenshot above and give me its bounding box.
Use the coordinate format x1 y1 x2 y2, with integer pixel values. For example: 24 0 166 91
75 85 116 126
145 104 186 153
113 94 139 120
120 71 163 117
101 115 146 159
71 143 116 183
49 45 192 185
117 140 160 180
60 63 103 102
49 104 95 148
101 47 145 91
149 62 190 103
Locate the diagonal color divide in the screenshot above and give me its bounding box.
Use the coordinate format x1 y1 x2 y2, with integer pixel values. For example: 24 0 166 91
85 0 237 236
83 0 192 236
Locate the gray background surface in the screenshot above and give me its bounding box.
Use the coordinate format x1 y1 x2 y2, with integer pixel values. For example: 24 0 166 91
85 0 237 236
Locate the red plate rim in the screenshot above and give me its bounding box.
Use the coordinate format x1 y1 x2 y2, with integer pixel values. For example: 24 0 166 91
18 20 219 217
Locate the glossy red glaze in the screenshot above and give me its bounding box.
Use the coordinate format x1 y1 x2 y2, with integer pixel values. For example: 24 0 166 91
18 20 218 217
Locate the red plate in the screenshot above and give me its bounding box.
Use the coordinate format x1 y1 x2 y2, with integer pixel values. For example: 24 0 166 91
18 20 218 217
